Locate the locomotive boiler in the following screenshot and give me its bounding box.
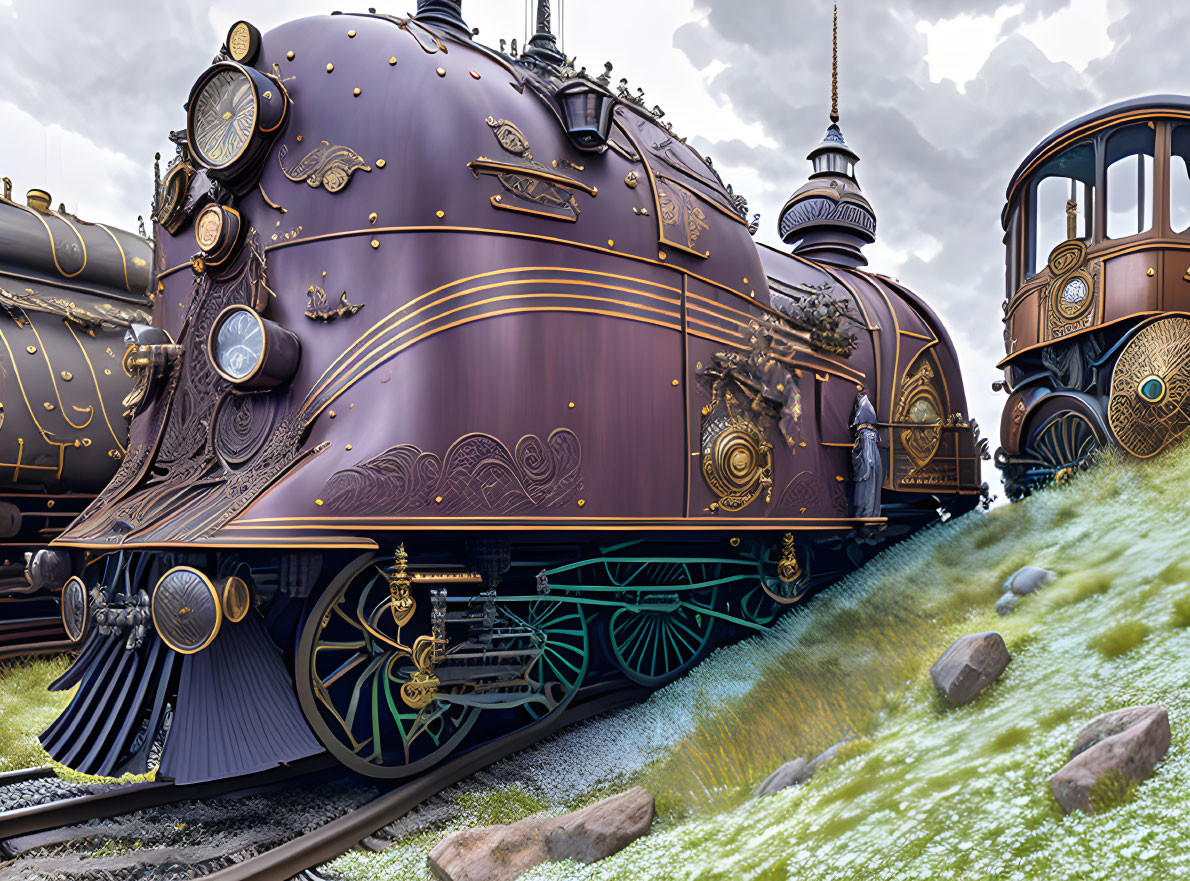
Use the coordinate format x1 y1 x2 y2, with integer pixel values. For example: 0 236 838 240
42 1 984 783
0 180 152 658
996 96 1190 498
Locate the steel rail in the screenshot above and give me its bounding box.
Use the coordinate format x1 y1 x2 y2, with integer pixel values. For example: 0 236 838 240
0 752 338 840
202 681 649 881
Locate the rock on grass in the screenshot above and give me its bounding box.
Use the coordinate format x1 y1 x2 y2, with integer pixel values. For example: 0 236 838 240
929 633 1010 705
1050 705 1171 814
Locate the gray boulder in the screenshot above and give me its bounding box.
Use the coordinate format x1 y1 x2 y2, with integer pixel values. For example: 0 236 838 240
930 632 1011 705
754 758 811 798
428 788 654 881
995 593 1018 617
545 786 654 863
1003 566 1055 596
1051 705 1171 814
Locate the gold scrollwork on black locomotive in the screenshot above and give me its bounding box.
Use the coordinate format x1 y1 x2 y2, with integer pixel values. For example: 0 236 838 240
1107 315 1190 458
279 140 372 193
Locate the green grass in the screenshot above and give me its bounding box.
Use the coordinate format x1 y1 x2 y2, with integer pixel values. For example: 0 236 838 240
0 655 75 772
330 441 1190 881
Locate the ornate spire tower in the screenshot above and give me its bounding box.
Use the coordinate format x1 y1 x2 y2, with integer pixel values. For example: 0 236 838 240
778 3 877 268
525 0 566 65
415 0 469 34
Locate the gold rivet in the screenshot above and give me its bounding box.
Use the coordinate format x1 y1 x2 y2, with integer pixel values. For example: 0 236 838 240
26 345 36 354
296 135 303 142
43 402 54 411
435 496 444 503
577 499 586 508
659 251 667 260
61 371 72 381
369 212 378 223
470 70 481 79
348 29 356 37
46 500 55 509
494 195 503 202
836 475 845 482
436 67 446 77
326 63 334 72
437 210 445 218
104 368 111 375
315 499 324 506
671 379 680 387
354 87 362 96
349 403 354 408
625 171 639 188
743 277 749 284
389 56 397 65
322 270 328 277
729 537 740 547
376 159 386 168
287 50 295 60
371 239 380 248
608 239 615 247
568 402 575 409
329 410 337 418
1147 267 1155 277
632 207 639 215
346 444 353 451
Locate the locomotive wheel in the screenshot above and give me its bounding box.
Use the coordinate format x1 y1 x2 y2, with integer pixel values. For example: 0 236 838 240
510 597 589 721
1008 396 1107 498
295 554 480 778
606 586 720 687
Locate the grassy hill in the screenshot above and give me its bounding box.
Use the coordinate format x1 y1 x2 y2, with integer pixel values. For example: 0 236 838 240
332 444 1190 881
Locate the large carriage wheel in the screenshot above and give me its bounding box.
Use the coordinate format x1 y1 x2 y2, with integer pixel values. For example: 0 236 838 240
1010 396 1108 498
509 597 589 722
1107 315 1190 458
295 554 480 778
598 561 724 687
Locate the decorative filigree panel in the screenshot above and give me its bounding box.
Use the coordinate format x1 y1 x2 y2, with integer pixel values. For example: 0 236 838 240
323 429 583 515
1107 316 1190 458
656 178 710 256
1043 240 1097 340
279 141 371 193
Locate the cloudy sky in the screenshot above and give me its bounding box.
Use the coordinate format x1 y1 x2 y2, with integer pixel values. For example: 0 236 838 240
0 0 1183 476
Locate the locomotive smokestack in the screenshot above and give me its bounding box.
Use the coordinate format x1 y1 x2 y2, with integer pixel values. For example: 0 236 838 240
415 0 468 34
525 0 565 65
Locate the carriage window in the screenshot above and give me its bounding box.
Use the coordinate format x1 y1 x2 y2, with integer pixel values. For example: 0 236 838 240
1029 142 1094 275
1171 125 1190 234
1105 124 1155 239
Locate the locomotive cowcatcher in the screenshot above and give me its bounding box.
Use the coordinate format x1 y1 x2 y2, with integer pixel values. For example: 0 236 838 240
41 1 983 782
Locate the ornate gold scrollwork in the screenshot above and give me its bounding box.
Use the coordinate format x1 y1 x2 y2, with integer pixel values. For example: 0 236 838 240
486 117 533 158
776 533 802 584
472 117 595 223
121 343 183 414
388 544 415 627
702 390 773 512
1107 315 1190 458
0 287 152 332
657 178 710 254
895 358 943 473
279 140 372 193
306 284 364 321
1044 239 1096 338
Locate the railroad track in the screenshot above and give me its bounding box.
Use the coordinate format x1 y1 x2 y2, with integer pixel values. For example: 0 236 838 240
0 615 71 663
203 681 647 881
0 682 645 878
0 753 338 845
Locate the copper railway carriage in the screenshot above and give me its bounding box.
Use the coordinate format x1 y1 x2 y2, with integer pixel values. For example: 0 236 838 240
997 95 1190 498
0 183 151 657
42 1 983 782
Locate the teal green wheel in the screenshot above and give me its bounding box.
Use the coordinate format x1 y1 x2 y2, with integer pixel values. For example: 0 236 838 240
295 554 481 778
510 597 589 721
607 586 719 686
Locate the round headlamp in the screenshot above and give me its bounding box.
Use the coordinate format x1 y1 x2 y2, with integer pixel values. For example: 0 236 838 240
151 566 222 654
186 61 288 193
209 305 300 388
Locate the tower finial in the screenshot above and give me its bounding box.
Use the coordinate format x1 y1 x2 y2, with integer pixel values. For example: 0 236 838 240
830 2 839 124
526 0 565 65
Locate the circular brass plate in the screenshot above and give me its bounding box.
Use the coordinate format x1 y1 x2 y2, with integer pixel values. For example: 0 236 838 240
1107 316 1190 458
61 575 88 643
220 575 251 623
151 566 222 654
195 205 224 251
